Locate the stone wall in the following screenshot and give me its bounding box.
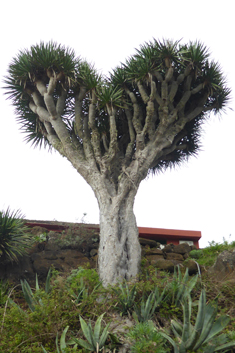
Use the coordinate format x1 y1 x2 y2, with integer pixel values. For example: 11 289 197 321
0 226 201 285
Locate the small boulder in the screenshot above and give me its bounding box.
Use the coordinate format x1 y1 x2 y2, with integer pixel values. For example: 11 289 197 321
146 254 165 265
145 249 163 256
210 250 235 276
183 259 202 275
139 238 160 248
174 243 192 255
163 243 175 253
153 259 175 272
0 256 35 284
166 253 184 262
31 249 90 279
90 249 98 257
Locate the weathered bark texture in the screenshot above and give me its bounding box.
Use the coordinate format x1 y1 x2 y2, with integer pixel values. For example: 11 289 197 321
98 190 141 286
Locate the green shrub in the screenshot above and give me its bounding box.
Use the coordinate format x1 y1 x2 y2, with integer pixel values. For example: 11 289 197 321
0 283 80 352
191 239 235 267
54 223 98 250
203 239 235 256
189 249 203 259
126 321 170 353
66 267 100 293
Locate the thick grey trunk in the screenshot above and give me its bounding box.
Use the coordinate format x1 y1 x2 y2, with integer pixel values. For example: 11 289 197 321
98 191 141 287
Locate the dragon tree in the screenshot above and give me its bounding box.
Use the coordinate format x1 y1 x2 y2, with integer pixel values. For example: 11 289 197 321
4 40 230 286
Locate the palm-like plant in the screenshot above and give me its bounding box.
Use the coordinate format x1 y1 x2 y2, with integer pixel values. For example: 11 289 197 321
4 42 96 149
0 207 31 263
4 39 231 286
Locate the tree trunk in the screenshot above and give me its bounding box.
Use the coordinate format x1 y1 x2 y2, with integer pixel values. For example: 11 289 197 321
97 188 141 287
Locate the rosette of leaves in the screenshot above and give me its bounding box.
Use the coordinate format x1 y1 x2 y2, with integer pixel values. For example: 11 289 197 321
112 281 137 316
72 313 111 352
42 326 78 353
9 268 52 312
166 266 198 306
0 207 31 263
160 289 235 353
134 286 166 322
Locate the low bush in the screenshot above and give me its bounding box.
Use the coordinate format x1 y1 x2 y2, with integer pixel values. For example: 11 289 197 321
126 320 170 353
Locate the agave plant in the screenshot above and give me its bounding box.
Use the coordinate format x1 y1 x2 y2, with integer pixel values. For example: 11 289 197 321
9 268 52 312
166 266 198 306
134 286 166 323
42 325 78 353
0 207 31 263
112 281 137 316
72 313 110 352
160 289 235 353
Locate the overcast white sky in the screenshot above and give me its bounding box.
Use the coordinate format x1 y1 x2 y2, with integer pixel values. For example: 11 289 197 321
0 0 234 248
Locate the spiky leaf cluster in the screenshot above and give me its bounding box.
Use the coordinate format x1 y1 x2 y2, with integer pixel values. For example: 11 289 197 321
4 39 230 178
0 208 31 263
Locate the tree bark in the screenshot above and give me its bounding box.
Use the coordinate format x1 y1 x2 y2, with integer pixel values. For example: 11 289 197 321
97 188 141 287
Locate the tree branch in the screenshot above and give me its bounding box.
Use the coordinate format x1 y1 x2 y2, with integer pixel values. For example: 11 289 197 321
153 70 163 82
82 114 92 157
89 89 102 165
125 87 142 134
168 80 179 103
29 101 51 122
56 88 67 117
32 91 44 108
142 77 158 140
35 80 47 95
43 121 64 155
123 105 135 166
185 92 209 122
102 133 109 152
176 90 192 112
136 81 149 104
75 87 87 138
107 105 118 162
165 67 174 83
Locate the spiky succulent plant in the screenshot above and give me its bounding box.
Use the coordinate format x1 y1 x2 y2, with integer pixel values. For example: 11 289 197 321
0 207 31 263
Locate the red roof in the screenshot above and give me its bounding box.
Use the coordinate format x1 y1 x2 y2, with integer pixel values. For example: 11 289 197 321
25 220 201 242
